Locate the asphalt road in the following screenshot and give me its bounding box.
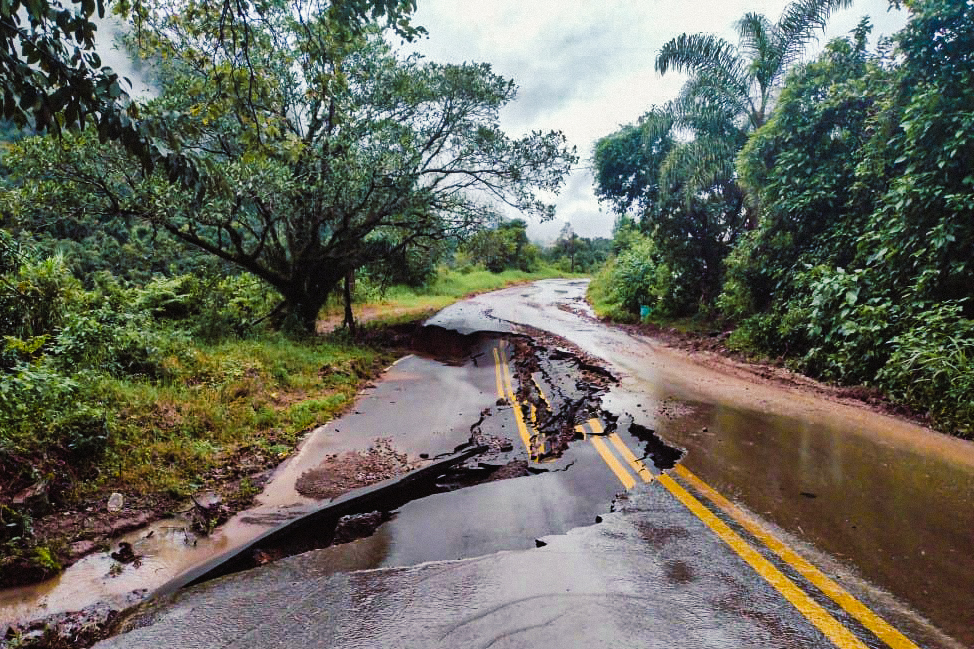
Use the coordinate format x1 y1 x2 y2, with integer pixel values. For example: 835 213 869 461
95 280 973 649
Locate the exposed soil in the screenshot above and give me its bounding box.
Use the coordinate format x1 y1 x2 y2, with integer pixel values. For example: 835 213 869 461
483 459 531 482
505 328 618 461
0 442 283 591
618 320 930 427
294 438 415 500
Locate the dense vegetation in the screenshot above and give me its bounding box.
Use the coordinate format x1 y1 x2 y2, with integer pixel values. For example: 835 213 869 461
592 0 974 438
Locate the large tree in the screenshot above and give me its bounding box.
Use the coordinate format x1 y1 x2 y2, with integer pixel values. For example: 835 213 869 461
592 108 674 218
6 10 575 331
0 0 423 180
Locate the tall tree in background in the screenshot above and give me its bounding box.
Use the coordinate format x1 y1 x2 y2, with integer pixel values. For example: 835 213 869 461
7 11 575 332
0 0 423 180
592 108 674 218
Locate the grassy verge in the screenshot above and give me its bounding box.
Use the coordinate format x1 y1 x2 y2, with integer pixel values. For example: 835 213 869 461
321 266 582 328
0 331 399 586
93 335 394 497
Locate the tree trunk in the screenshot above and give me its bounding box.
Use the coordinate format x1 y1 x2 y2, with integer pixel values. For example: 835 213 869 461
343 270 356 335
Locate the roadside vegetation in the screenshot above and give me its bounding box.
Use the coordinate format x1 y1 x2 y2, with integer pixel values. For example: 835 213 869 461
591 0 974 439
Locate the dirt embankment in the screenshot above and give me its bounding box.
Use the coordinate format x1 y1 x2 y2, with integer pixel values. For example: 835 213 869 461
619 320 929 427
294 439 414 500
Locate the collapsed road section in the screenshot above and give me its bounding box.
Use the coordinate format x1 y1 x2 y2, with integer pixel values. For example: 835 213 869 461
3 322 682 649
153 323 685 591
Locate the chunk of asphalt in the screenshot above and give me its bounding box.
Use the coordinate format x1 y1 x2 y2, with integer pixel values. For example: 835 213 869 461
154 445 488 596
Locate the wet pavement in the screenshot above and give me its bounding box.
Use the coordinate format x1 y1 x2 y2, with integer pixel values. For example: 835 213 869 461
13 280 974 648
95 487 836 649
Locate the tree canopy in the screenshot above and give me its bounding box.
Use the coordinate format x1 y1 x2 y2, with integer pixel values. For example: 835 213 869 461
654 0 854 206
5 5 576 331
591 0 856 318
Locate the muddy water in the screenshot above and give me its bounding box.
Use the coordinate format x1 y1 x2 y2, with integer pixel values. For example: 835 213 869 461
655 399 974 646
434 279 974 647
0 494 327 625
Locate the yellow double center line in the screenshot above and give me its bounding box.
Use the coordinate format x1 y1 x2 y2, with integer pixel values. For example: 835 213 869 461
579 416 919 649
582 418 654 489
493 343 540 460
672 464 920 649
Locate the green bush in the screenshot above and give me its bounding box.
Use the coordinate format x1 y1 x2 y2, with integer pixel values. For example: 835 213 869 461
588 234 698 320
0 252 82 339
877 303 974 438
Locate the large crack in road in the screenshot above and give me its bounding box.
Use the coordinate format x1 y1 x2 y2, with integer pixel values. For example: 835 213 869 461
163 324 685 591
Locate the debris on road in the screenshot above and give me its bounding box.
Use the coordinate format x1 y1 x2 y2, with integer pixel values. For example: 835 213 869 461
295 438 415 500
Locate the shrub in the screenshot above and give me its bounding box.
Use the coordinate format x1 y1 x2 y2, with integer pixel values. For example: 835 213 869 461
877 303 974 438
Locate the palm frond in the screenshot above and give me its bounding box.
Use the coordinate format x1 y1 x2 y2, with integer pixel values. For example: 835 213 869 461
660 136 739 206
656 33 748 89
737 12 774 58
736 12 781 95
673 75 751 131
637 108 676 151
776 0 855 68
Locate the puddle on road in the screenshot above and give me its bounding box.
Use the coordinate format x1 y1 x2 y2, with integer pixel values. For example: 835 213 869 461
0 500 322 632
652 398 974 647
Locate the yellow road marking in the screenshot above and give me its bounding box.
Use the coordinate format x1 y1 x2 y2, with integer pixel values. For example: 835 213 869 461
608 433 654 483
491 347 504 399
591 436 636 489
498 347 514 396
657 472 870 649
532 376 551 407
588 418 603 434
496 345 535 459
674 465 920 649
530 404 546 455
575 424 587 440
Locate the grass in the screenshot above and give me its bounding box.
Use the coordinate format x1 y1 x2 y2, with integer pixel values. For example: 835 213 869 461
87 334 394 498
321 265 584 329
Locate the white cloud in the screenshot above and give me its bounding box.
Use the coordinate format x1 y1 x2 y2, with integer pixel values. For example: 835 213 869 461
408 0 908 243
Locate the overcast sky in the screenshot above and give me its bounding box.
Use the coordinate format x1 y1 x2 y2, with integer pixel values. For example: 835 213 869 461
406 0 908 243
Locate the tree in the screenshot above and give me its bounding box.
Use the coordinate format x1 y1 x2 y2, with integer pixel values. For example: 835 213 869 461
592 108 674 218
725 22 888 342
545 224 610 274
655 0 854 207
553 222 578 272
593 108 746 314
862 0 974 309
716 3 974 435
461 219 538 273
0 0 422 131
7 16 575 331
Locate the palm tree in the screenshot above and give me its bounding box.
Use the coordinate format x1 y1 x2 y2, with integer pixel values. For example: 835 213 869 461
654 0 854 208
